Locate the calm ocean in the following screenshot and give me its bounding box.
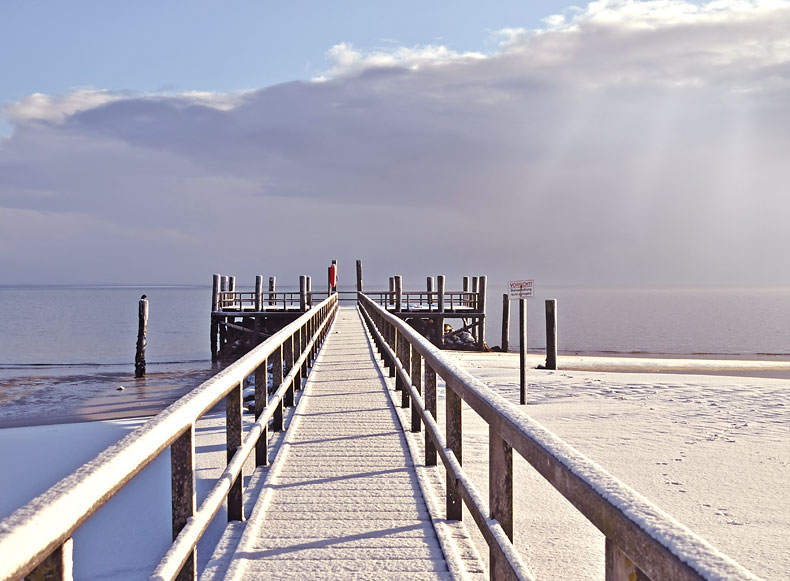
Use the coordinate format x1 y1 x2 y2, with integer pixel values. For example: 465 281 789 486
0 284 787 379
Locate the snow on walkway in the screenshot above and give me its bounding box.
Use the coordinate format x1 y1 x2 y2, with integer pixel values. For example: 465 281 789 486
217 307 453 580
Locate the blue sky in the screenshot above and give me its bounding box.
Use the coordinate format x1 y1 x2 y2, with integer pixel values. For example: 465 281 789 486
1 1 788 286
0 1 575 135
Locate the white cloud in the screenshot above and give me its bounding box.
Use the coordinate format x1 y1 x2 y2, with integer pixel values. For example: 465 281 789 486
0 0 788 285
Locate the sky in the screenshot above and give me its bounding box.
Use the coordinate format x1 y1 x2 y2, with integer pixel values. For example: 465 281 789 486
1 0 788 288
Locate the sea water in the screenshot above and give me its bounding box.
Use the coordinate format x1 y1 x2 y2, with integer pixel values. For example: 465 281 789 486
0 284 787 390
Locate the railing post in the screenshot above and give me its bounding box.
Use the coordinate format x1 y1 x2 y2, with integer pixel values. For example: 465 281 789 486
255 358 269 466
27 539 73 581
446 386 462 521
489 426 514 579
410 349 421 432
606 538 647 581
171 425 196 579
424 364 437 466
272 345 284 431
226 381 244 522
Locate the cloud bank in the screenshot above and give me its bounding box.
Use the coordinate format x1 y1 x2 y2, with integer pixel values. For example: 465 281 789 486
1 0 788 287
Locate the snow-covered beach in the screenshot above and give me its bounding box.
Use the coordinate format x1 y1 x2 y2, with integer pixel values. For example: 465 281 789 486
1 351 786 578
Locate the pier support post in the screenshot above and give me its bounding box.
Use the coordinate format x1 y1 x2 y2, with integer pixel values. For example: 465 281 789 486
546 299 558 370
394 275 403 312
426 277 434 310
268 276 276 307
306 276 312 307
299 275 307 312
255 275 263 311
520 299 527 405
356 259 363 293
388 277 395 307
477 275 487 349
501 294 510 352
211 275 220 362
135 296 148 378
437 275 446 348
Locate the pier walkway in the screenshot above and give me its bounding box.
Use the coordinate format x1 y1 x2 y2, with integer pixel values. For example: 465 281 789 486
213 306 455 580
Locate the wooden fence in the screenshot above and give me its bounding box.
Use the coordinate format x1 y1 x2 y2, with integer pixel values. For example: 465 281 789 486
357 293 759 581
0 294 338 581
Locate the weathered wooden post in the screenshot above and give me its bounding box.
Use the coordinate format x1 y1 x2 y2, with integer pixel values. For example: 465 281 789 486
228 276 236 292
268 276 276 307
546 298 558 370
226 382 244 521
501 294 510 352
388 276 395 307
170 426 196 577
426 276 434 310
299 275 307 311
254 358 269 467
394 275 403 312
306 276 312 307
356 259 363 292
211 275 220 362
437 275 446 347
489 425 513 578
446 384 462 520
135 295 148 378
520 298 527 405
219 276 228 352
255 275 263 311
477 275 487 349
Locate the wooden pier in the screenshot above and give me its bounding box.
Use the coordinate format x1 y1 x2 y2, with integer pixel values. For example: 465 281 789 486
0 261 760 581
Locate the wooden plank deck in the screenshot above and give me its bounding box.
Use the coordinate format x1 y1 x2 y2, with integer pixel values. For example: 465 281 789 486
214 306 455 580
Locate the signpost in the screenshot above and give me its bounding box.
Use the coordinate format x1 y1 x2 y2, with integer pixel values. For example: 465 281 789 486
509 280 534 299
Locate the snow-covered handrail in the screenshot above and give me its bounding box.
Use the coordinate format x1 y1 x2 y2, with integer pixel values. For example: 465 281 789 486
358 293 760 581
0 293 338 581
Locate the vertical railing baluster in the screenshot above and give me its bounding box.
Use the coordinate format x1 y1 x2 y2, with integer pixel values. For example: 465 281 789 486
272 345 284 431
425 364 437 466
489 426 513 579
255 358 269 467
171 425 196 579
446 384 462 521
226 381 244 522
400 337 411 408
284 336 294 407
27 538 73 581
410 348 421 432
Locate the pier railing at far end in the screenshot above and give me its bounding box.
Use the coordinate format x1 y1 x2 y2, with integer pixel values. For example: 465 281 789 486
0 294 338 581
357 292 760 581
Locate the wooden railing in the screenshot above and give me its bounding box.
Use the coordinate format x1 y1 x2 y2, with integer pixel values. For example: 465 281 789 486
368 291 480 312
216 291 306 311
0 294 338 581
357 293 759 581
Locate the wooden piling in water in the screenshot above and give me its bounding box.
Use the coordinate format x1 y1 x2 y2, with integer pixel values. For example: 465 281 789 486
389 277 395 306
501 294 510 352
437 275 445 347
394 276 403 312
255 275 263 311
306 276 312 307
519 298 527 404
356 259 363 292
299 276 307 311
211 275 220 361
135 296 149 378
477 276 487 349
268 276 276 306
546 298 558 370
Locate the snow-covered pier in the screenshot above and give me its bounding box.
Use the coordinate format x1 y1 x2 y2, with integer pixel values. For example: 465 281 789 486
0 280 765 580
